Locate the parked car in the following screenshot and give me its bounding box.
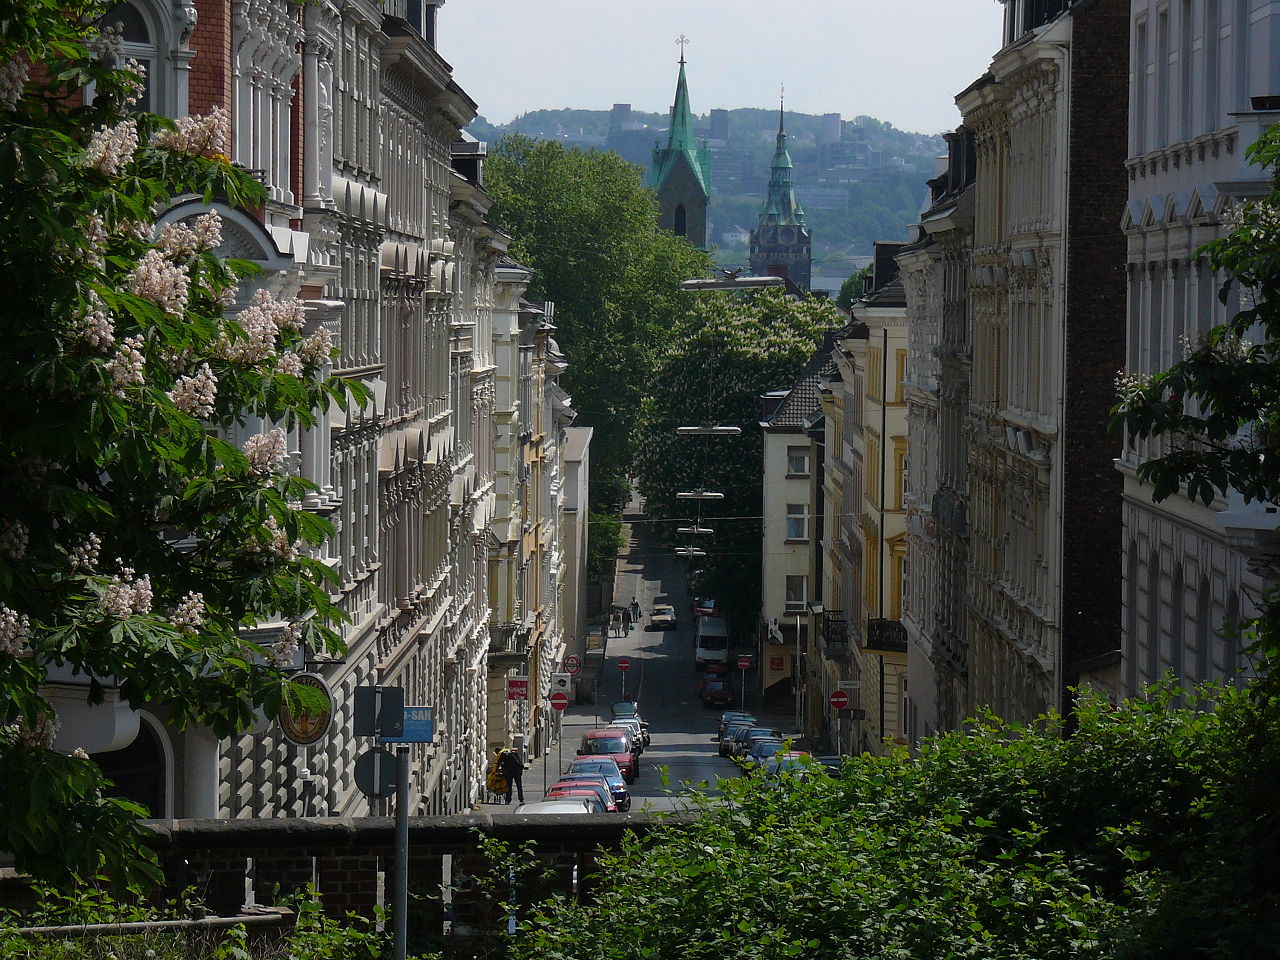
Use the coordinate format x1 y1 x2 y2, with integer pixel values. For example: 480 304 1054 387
741 738 786 768
762 751 812 779
649 604 677 630
700 679 735 708
812 756 844 776
610 702 650 745
578 729 639 782
610 717 646 752
513 798 602 815
730 726 784 760
692 598 718 618
719 720 758 757
546 780 618 813
718 711 755 739
565 758 631 811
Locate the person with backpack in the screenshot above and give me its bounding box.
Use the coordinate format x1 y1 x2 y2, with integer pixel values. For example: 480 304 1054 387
498 746 525 804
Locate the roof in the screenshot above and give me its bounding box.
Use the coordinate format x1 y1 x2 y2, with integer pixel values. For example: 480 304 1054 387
860 276 906 309
563 426 593 462
650 59 711 197
762 336 838 429
755 106 805 228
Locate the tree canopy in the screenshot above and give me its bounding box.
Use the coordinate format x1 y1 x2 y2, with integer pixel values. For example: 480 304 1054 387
634 288 842 625
0 0 361 887
483 135 712 509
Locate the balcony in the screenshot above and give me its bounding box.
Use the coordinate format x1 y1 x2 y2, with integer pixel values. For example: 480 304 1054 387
865 618 908 654
820 612 852 661
487 621 530 668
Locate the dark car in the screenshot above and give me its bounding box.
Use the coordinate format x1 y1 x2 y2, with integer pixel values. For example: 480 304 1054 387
719 720 758 757
741 738 786 768
718 711 755 739
692 598 718 618
610 702 651 746
730 725 784 760
565 757 631 811
700 679 735 708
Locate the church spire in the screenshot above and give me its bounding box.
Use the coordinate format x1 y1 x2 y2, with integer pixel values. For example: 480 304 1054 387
759 86 803 226
649 37 710 246
666 40 698 157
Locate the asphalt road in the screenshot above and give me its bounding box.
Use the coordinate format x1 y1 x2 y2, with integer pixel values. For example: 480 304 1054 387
526 499 753 811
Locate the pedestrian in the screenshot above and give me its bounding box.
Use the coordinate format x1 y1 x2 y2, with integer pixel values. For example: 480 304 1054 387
630 597 641 623
485 746 508 801
622 607 632 633
610 611 621 637
498 746 525 804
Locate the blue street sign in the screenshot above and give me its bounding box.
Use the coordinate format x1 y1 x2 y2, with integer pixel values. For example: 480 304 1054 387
380 705 434 743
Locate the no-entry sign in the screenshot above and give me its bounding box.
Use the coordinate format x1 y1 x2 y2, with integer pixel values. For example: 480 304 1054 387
618 657 631 672
737 656 752 671
829 689 851 710
564 654 583 675
550 691 570 711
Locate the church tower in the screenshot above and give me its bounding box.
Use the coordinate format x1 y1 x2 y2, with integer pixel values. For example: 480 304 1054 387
749 101 812 292
650 44 710 247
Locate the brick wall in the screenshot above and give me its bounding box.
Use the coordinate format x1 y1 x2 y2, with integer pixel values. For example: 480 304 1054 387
1060 0 1130 711
189 0 232 118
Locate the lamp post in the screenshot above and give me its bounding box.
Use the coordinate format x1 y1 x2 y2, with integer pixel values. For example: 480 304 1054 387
675 425 742 436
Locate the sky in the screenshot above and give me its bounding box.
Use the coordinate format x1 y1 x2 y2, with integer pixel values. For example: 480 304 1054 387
437 1 1006 135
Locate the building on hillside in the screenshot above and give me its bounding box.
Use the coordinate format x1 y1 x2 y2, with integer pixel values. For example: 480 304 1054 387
749 105 813 293
650 53 711 247
52 0 587 820
897 131 976 740
759 347 836 721
1116 0 1278 698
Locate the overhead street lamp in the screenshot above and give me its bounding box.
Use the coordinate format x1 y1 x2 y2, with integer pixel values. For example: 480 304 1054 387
676 526 714 535
676 490 724 500
674 547 707 558
675 425 742 436
680 276 785 292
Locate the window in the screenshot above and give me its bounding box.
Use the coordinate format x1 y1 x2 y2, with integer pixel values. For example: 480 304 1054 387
673 204 687 237
787 446 810 477
785 575 807 612
101 3 157 112
785 504 807 541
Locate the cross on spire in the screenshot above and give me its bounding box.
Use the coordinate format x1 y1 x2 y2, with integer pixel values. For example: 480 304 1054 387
676 34 689 63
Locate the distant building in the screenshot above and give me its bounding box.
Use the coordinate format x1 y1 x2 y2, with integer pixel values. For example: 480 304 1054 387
650 54 711 246
749 106 813 292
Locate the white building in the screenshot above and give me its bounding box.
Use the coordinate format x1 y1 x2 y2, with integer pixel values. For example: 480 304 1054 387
1117 0 1279 695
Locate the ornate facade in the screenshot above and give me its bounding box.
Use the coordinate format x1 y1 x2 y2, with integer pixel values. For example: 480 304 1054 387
61 0 588 820
1117 0 1278 696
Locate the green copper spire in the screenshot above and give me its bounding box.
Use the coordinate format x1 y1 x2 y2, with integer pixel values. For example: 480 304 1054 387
758 95 805 227
650 47 710 198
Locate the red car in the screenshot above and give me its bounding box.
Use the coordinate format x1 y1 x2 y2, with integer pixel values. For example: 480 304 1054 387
545 782 619 813
700 679 735 708
577 728 639 782
692 598 719 618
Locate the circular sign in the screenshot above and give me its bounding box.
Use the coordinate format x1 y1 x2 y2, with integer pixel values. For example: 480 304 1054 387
737 656 752 671
829 689 851 710
550 691 570 711
564 655 583 676
618 657 631 672
354 747 398 799
278 673 333 746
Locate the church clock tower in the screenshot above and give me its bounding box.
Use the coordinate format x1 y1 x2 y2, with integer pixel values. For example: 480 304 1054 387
749 100 812 292
650 39 710 248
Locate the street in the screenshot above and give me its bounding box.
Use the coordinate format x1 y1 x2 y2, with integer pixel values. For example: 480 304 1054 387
524 495 791 811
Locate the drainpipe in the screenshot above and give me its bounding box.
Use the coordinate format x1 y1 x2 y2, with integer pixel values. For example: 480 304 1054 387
879 326 888 743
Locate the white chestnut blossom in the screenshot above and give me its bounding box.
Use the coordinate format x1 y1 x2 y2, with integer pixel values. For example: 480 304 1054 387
157 212 223 259
70 533 102 571
0 604 31 656
168 363 217 417
81 118 138 177
0 520 29 561
102 565 153 618
169 591 204 634
12 712 58 752
277 351 304 378
258 515 301 560
243 428 288 476
120 58 146 108
128 249 190 316
296 327 334 365
268 622 304 666
70 746 90 760
250 289 306 332
152 106 229 156
104 335 145 394
0 56 29 112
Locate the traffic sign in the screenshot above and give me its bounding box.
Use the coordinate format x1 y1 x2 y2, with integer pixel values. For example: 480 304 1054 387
618 657 631 672
564 654 583 675
829 689 851 710
737 656 752 671
550 691 570 711
550 672 571 696
380 705 434 743
353 685 404 738
507 676 529 700
354 747 398 799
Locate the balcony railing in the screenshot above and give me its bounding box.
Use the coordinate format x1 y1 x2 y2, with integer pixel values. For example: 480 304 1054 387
866 618 908 654
820 612 852 660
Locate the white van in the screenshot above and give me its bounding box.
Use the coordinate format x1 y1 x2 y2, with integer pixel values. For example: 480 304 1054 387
694 616 730 669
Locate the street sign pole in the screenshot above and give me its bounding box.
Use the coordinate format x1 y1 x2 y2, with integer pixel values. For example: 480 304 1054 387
393 744 409 960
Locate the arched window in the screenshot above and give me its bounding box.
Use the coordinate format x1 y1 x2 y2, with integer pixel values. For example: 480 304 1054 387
93 719 166 817
1146 549 1161 687
673 204 687 237
101 2 158 112
1124 539 1139 694
1170 563 1184 700
1194 575 1211 682
1223 591 1240 684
